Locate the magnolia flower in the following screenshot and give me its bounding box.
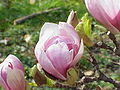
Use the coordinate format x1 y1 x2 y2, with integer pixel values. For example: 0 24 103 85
85 0 120 34
0 55 25 90
35 22 84 80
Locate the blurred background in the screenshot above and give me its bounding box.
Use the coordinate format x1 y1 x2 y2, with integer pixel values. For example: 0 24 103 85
0 0 120 90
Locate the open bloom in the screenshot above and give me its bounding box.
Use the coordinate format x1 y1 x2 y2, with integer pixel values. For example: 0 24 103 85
0 55 25 90
85 0 120 34
35 22 84 80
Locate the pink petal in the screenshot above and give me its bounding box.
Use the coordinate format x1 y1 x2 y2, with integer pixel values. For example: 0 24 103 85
110 12 120 31
85 0 120 34
98 0 120 19
46 42 73 77
59 22 80 46
35 43 67 80
44 36 74 50
67 44 79 57
0 65 9 90
4 55 24 72
69 39 84 67
7 69 25 90
38 23 60 49
40 23 59 38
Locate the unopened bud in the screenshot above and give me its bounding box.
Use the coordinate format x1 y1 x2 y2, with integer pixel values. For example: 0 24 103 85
67 10 79 27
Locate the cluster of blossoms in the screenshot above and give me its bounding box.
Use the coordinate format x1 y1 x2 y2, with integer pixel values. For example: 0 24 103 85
0 22 84 89
0 0 120 89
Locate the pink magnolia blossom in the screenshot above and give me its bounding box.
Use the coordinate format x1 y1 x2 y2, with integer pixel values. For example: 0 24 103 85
0 55 25 90
85 0 120 34
35 22 84 80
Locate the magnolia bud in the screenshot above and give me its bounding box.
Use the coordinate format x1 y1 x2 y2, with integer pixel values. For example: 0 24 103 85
0 55 25 90
67 10 79 27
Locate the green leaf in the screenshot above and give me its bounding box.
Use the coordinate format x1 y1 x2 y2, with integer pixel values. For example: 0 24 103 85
28 83 38 87
81 13 92 37
65 68 79 85
30 65 47 86
30 65 56 87
30 65 37 77
75 13 93 47
76 22 93 47
46 76 56 87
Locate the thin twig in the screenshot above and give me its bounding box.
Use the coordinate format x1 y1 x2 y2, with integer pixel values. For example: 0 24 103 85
54 82 77 90
107 32 119 48
77 76 98 85
13 7 61 25
94 31 120 56
94 41 113 51
107 32 120 56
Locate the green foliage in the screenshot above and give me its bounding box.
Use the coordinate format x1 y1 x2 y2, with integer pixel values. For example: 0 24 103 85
76 22 93 46
81 13 92 37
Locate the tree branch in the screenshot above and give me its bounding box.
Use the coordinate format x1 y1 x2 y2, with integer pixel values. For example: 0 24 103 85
107 32 120 56
94 41 113 51
13 7 61 25
54 82 76 90
107 32 119 48
94 32 120 57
